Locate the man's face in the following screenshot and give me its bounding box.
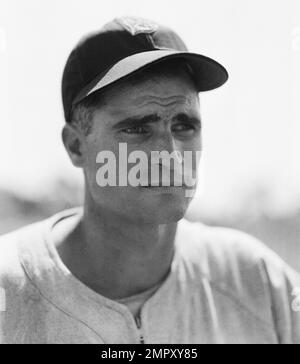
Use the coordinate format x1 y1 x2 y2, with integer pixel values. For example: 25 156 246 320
82 71 202 224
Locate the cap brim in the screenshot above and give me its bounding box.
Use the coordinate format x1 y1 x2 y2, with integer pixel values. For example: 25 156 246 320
73 49 228 105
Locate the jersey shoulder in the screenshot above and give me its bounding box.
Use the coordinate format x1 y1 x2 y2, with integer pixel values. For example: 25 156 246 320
0 221 46 289
178 218 288 279
178 219 300 331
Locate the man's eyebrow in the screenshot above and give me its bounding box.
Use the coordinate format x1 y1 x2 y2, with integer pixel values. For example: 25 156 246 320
112 113 201 129
112 114 161 129
174 113 202 127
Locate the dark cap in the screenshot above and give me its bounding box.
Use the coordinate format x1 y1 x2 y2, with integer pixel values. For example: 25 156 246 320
62 16 228 123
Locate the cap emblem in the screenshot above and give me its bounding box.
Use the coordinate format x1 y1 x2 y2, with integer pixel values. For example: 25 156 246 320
115 16 158 36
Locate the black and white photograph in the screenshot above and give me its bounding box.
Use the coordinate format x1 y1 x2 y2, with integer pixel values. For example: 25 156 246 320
0 0 300 346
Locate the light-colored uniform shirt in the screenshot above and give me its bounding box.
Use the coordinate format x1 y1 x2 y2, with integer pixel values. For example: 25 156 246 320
0 208 299 344
117 282 162 320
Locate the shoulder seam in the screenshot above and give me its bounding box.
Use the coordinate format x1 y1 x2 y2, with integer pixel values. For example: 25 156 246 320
199 273 275 331
18 260 106 343
182 222 276 330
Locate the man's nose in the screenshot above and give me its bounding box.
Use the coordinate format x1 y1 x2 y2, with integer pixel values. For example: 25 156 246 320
152 132 183 164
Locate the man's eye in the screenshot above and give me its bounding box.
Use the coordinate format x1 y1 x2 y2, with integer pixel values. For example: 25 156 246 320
172 123 197 134
121 126 149 135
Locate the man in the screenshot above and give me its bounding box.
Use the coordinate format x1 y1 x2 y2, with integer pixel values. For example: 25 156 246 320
0 16 299 344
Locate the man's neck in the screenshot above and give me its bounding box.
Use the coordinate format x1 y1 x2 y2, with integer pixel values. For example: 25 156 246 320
55 201 178 300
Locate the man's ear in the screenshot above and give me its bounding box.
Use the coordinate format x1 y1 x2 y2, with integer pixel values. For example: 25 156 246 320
62 124 85 168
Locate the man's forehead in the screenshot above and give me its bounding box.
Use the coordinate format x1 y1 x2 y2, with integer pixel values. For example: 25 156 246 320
101 93 199 121
132 93 196 107
106 86 198 109
95 95 200 130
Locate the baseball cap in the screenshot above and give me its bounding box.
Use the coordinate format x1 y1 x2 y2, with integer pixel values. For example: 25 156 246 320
62 16 228 123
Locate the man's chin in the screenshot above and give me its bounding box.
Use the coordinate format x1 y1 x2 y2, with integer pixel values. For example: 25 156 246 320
89 185 192 224
139 199 189 225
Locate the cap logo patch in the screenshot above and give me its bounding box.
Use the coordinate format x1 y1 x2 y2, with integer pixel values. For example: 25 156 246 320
115 16 158 36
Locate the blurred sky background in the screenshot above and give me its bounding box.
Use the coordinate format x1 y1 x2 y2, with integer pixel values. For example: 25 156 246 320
0 0 300 271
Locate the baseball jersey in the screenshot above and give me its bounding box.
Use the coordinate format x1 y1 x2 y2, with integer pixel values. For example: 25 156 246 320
0 208 299 344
